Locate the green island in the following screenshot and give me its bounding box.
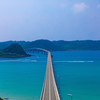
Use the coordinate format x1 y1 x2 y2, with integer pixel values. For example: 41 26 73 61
0 43 30 58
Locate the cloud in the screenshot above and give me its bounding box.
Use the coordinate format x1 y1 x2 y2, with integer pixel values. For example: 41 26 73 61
61 4 67 8
97 4 100 8
73 2 89 12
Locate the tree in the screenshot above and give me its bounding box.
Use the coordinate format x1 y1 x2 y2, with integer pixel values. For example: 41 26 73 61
0 97 3 100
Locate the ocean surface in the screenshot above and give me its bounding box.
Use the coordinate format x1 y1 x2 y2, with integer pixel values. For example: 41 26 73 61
0 51 100 100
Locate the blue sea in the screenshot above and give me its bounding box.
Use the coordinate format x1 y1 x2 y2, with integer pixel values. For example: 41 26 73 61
0 51 100 100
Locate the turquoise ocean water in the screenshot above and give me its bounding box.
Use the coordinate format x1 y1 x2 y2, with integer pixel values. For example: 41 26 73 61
0 51 100 100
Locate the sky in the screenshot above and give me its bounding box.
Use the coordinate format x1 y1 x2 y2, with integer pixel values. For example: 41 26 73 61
0 0 100 42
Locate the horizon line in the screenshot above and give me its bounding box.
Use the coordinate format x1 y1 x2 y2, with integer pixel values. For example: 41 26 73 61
0 39 100 42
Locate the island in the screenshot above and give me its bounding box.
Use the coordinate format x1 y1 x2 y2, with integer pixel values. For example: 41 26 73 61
0 43 30 58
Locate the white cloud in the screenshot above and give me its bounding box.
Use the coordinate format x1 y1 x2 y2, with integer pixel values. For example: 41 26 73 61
97 4 100 8
73 3 89 12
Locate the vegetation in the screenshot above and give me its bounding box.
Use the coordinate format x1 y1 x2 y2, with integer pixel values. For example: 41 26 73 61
0 40 100 51
0 43 30 58
53 40 100 51
0 42 8 50
0 41 29 50
23 39 59 51
0 97 3 100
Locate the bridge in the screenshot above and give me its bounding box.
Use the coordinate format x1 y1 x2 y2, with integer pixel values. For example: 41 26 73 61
40 51 60 100
24 48 48 55
24 48 60 100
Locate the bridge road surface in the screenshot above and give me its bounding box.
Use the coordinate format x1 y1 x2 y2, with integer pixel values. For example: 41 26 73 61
40 52 60 100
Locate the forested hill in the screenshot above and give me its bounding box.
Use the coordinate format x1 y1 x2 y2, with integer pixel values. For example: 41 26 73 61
0 40 100 51
0 43 30 58
0 41 29 50
23 40 59 51
52 40 100 51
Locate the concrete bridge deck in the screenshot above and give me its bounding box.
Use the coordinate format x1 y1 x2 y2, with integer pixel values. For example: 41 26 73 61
40 52 60 100
24 48 60 100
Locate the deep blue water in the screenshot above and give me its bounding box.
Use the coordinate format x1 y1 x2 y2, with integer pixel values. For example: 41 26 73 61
0 51 100 100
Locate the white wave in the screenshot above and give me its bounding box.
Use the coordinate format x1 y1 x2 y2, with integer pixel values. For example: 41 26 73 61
54 61 94 63
31 60 37 62
0 59 37 62
0 59 93 63
0 60 21 62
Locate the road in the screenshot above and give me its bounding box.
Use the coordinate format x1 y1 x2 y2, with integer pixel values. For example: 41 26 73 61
40 52 60 100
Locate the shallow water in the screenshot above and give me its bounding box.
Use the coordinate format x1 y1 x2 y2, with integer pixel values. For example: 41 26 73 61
0 54 47 100
52 51 100 100
0 51 100 100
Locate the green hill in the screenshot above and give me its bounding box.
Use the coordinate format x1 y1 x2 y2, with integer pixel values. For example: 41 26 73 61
0 42 8 50
0 40 100 51
0 41 29 50
24 39 59 51
53 40 100 51
0 43 30 58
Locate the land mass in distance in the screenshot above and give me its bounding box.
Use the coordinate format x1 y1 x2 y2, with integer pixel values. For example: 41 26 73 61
0 43 30 58
0 39 100 51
